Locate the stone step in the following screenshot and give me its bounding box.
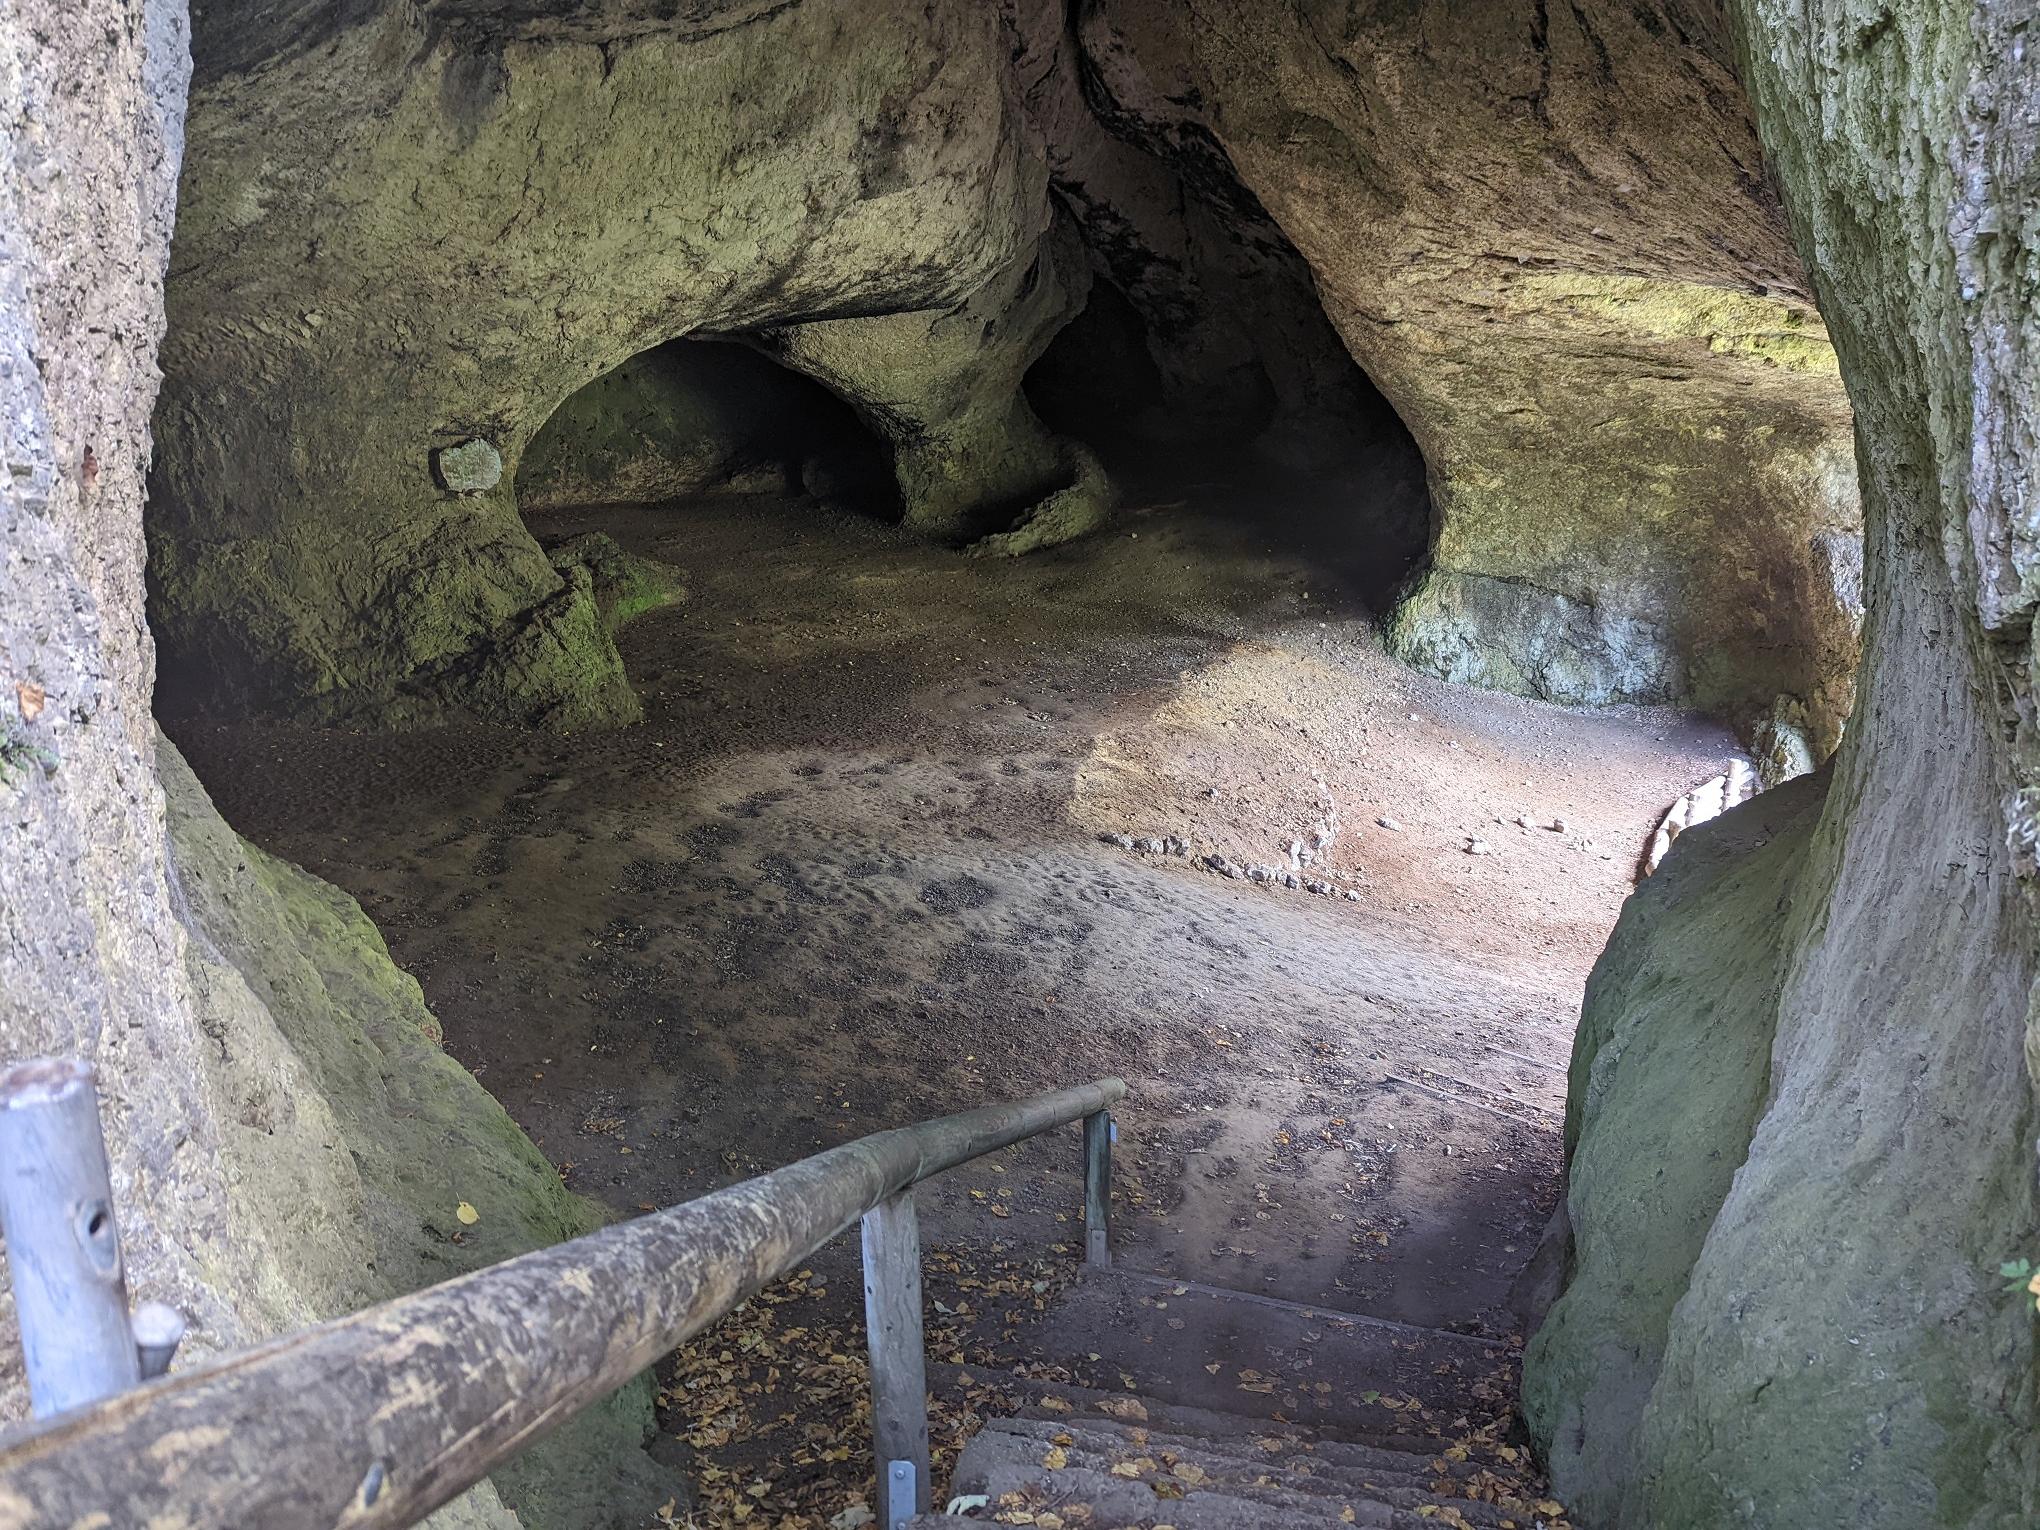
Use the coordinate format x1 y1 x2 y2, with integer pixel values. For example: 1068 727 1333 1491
941 1449 1423 1529
928 1362 1450 1458
1022 1269 1507 1439
963 1416 1517 1528
975 1414 1480 1505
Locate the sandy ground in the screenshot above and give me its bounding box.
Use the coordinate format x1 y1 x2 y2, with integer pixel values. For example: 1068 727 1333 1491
174 483 1735 1523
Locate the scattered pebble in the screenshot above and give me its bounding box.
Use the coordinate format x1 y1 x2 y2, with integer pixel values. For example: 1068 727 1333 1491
1376 816 1403 832
1466 838 1492 856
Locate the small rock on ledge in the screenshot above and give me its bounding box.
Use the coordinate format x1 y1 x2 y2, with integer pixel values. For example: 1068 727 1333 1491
433 437 504 494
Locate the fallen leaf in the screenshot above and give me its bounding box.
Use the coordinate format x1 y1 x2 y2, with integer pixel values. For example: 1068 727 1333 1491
456 1202 480 1225
16 682 43 723
1041 1446 1068 1470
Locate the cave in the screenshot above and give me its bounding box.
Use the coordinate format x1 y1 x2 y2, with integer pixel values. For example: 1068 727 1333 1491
4 0 2035 1527
518 336 904 523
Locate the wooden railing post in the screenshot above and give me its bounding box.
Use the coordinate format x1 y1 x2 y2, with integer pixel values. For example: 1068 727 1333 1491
0 1059 141 1417
0 1075 1126 1529
1083 1110 1113 1268
861 1190 930 1529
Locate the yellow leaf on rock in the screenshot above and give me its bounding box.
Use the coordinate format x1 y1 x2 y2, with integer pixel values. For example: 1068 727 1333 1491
456 1202 480 1225
1042 1446 1068 1470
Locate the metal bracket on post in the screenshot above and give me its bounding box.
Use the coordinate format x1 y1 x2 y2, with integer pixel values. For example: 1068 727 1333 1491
0 1059 142 1417
1083 1110 1113 1268
862 1192 931 1527
132 1300 187 1380
884 1459 917 1530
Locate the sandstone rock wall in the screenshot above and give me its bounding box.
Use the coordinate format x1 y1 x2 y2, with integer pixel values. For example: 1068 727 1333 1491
1004 0 1407 474
1083 0 1864 744
1526 0 2040 1520
0 4 665 1519
1521 773 1826 1522
758 214 1111 545
150 0 1079 726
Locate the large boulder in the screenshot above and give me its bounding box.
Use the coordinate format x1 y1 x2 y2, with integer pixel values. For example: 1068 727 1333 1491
1079 0 1864 745
1522 773 1827 1524
1526 0 2040 1521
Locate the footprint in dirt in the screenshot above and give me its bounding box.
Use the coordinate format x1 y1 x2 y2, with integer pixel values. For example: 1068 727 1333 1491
919 874 998 915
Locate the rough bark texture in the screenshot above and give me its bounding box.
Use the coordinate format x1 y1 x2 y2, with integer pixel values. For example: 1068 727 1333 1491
0 1080 1123 1529
149 0 1079 726
1082 0 1864 742
0 5 667 1521
1526 0 2040 1522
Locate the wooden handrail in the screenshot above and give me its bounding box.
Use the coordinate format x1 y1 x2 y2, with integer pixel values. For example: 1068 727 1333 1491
0 1076 1125 1529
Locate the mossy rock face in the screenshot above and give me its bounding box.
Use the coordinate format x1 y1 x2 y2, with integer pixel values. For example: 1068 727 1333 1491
545 532 686 631
163 740 678 1527
757 213 1099 544
1077 0 1864 747
1522 773 1827 1526
1523 0 2040 1520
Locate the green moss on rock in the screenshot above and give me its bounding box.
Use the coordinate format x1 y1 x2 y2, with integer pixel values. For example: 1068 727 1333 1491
163 740 677 1526
1523 773 1827 1526
546 532 687 631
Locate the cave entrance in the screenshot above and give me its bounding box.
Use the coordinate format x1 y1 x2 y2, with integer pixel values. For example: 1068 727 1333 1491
1023 275 1436 613
517 335 903 524
177 260 1747 1530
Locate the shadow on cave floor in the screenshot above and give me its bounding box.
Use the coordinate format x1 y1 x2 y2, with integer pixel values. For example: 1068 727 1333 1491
172 485 1733 1511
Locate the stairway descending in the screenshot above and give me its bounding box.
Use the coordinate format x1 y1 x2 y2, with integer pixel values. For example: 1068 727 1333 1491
907 1270 1567 1530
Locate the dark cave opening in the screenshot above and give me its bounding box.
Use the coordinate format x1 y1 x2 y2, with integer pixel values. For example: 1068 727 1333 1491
517 335 903 525
1023 273 1437 614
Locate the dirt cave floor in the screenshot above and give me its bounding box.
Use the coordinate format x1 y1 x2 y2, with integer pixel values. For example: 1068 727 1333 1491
175 484 1734 1526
